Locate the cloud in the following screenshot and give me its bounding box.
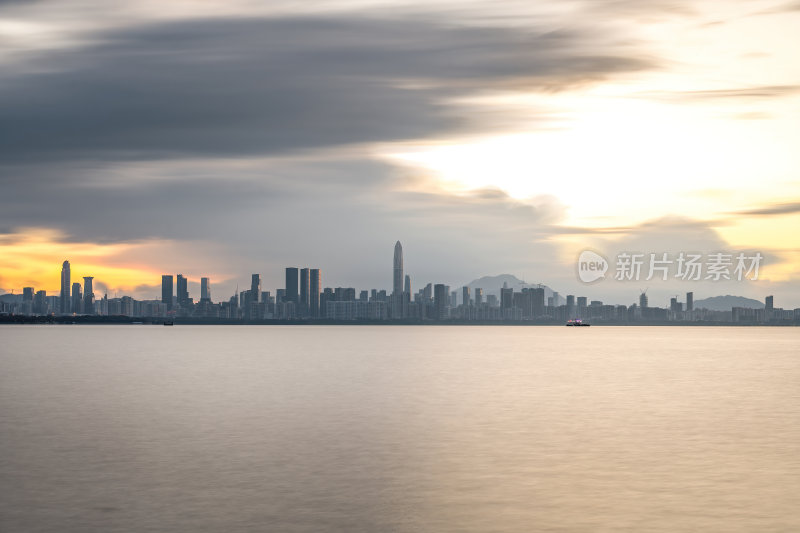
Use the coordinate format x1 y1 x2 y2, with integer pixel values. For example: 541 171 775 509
753 0 800 16
639 85 800 103
0 14 655 164
728 201 800 216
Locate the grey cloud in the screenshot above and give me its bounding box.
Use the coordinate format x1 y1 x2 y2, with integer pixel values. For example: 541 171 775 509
0 15 654 164
580 0 697 19
0 158 385 242
640 85 800 102
550 217 734 235
729 202 800 216
753 0 800 15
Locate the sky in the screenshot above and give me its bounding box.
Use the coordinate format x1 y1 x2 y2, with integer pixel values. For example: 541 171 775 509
1 0 799 308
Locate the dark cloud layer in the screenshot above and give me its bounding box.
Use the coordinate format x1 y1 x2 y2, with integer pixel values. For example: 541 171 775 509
0 15 653 163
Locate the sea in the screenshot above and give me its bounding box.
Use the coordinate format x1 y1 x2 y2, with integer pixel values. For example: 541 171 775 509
1 325 798 532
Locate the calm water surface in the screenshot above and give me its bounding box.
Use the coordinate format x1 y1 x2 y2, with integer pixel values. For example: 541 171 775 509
1 325 799 532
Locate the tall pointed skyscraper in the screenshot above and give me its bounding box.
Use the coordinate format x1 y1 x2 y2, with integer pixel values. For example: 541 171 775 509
60 260 71 314
392 241 404 318
393 241 403 296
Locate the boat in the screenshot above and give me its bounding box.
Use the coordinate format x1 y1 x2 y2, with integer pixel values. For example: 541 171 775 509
163 320 174 326
566 319 590 326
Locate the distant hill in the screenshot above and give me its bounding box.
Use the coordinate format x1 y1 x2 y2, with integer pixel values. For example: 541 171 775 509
694 295 764 311
464 274 561 305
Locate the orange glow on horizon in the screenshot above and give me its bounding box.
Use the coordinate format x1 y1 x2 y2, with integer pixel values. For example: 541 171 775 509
1 228 181 296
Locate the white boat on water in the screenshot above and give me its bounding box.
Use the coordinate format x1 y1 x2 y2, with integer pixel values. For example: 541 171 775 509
566 319 590 326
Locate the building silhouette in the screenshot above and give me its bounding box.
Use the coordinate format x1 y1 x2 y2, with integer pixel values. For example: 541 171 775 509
71 282 82 314
83 277 94 315
309 268 321 318
60 260 71 314
200 277 211 302
250 274 261 304
393 241 403 296
177 274 189 308
300 268 310 314
433 283 447 319
392 241 404 318
162 275 174 310
285 268 298 303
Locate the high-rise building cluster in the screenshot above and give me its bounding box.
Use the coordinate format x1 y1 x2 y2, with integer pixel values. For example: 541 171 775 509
1 245 799 325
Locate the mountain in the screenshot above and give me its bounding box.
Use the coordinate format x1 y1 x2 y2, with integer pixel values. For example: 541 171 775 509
693 295 764 311
464 274 561 305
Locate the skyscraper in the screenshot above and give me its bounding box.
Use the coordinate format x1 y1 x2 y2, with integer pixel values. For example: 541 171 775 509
83 276 94 315
177 274 189 307
71 282 82 314
434 283 447 319
462 286 471 306
200 277 211 302
34 290 47 315
250 274 261 304
309 268 321 318
285 268 298 303
393 241 403 296
533 288 545 317
404 274 411 295
392 241 404 318
162 275 174 310
60 260 71 314
300 268 310 313
501 287 513 309
686 291 693 312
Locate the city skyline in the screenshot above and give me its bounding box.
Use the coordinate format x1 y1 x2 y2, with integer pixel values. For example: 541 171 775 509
1 242 791 308
1 241 794 324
